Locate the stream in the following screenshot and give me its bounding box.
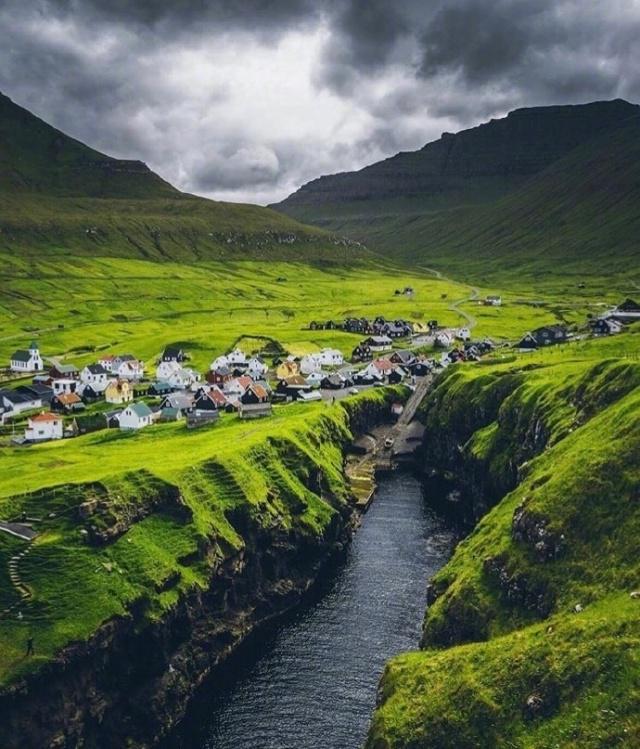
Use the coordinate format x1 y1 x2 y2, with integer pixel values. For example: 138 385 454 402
163 472 459 749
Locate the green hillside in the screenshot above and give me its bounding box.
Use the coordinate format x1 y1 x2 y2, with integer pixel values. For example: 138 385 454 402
274 100 640 283
367 331 640 748
0 92 349 263
351 120 640 283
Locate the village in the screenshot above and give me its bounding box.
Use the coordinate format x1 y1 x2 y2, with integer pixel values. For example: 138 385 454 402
1 297 637 445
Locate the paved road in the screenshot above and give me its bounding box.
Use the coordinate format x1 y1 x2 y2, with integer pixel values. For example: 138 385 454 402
0 521 37 541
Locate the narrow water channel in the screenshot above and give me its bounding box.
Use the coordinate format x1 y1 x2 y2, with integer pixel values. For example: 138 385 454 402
164 472 458 749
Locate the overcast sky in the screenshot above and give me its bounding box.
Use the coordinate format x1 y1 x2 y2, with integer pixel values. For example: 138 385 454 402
2 1 640 204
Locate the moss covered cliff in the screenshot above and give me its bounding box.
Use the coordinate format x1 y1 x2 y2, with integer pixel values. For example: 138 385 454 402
0 389 401 748
367 334 640 748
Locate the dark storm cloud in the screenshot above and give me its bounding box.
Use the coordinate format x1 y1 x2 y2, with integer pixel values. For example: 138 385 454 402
0 0 639 202
31 0 325 32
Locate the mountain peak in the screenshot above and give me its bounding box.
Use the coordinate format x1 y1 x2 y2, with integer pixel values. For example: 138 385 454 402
0 91 176 198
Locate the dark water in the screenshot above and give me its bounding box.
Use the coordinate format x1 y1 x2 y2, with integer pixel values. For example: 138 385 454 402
165 473 458 749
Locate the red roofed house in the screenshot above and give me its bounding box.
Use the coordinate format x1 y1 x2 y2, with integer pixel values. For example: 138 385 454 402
239 383 272 419
25 412 64 442
362 358 395 380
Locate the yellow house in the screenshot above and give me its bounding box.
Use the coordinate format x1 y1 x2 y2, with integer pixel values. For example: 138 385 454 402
276 360 299 379
105 378 133 404
412 321 430 334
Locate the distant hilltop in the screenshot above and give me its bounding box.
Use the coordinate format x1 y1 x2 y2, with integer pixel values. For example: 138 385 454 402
274 99 640 209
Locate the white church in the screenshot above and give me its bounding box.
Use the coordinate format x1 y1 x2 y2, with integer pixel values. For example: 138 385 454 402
10 341 44 373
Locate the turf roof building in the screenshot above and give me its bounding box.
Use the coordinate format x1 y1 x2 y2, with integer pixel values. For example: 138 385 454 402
9 341 43 373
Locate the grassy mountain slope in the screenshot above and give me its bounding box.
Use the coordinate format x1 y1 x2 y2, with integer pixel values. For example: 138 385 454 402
0 389 398 687
274 100 640 282
366 331 640 748
0 92 350 262
276 100 638 217
351 120 640 282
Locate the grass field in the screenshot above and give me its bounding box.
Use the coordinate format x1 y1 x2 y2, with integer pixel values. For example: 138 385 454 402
0 253 629 376
0 388 404 686
367 328 640 748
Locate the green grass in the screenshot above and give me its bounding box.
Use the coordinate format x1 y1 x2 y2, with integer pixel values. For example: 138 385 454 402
0 253 623 380
0 388 400 686
366 331 640 748
277 119 640 287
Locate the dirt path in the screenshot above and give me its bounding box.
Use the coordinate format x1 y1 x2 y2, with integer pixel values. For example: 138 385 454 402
419 265 480 330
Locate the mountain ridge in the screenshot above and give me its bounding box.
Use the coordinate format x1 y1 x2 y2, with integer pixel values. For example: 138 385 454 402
0 91 358 263
274 99 640 211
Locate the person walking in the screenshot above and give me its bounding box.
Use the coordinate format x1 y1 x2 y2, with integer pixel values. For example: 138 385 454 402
25 637 34 657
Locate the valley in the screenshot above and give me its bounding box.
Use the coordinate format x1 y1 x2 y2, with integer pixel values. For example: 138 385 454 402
1 87 639 749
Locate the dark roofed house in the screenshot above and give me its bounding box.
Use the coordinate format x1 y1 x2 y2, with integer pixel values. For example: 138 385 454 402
589 318 623 336
517 325 569 350
352 343 372 362
50 362 80 380
148 381 174 396
321 373 351 390
161 346 188 363
610 298 640 322
193 387 228 412
390 350 416 367
276 375 311 401
206 366 233 386
16 383 54 404
239 383 272 419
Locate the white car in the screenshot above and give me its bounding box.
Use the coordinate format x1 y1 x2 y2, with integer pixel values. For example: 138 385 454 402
349 387 359 394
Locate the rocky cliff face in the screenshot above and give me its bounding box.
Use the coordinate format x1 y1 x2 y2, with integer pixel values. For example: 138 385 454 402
365 355 640 749
0 393 399 749
275 99 639 209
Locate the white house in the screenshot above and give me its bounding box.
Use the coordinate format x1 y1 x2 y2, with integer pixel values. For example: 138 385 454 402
305 372 324 388
118 402 153 430
485 295 502 306
246 356 268 380
318 348 344 367
25 412 63 442
362 358 395 380
156 360 181 382
300 354 322 375
10 342 43 373
224 375 253 397
298 390 323 402
435 331 454 348
98 355 116 372
456 328 471 341
80 364 109 393
113 356 144 381
51 378 79 395
167 367 201 390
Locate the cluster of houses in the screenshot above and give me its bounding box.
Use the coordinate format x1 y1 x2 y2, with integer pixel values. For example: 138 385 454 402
7 297 639 442
309 315 428 338
516 299 640 350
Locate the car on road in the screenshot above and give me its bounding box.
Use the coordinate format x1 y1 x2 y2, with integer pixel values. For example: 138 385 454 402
349 387 359 394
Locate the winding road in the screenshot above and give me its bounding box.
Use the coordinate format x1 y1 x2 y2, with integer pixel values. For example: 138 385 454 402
419 265 480 330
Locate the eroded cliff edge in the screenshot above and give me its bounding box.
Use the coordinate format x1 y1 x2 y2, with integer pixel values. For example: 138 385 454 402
0 390 401 749
367 355 640 748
